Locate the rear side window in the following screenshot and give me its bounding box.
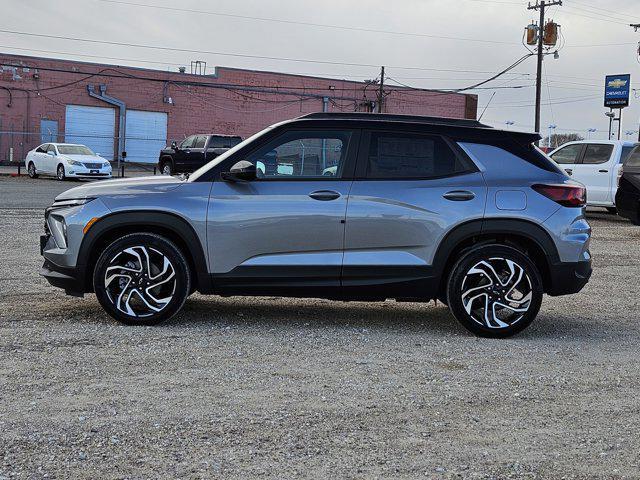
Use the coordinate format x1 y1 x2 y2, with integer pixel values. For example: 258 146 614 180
582 144 614 164
550 144 582 164
625 147 640 167
366 133 466 179
209 137 242 149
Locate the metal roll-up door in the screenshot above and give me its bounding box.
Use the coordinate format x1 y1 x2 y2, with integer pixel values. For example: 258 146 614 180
125 110 168 164
65 105 116 159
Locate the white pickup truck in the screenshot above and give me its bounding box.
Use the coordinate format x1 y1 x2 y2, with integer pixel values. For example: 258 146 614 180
549 140 637 211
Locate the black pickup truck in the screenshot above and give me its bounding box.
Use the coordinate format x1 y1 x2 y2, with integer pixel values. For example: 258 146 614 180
158 134 242 175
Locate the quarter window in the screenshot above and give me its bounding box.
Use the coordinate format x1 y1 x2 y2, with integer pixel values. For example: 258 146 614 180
582 144 614 164
550 144 582 165
366 133 465 179
621 146 635 164
625 147 640 167
246 130 351 178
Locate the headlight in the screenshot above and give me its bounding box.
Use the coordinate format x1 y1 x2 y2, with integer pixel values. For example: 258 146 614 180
48 214 67 249
104 162 111 168
50 198 95 209
68 160 84 166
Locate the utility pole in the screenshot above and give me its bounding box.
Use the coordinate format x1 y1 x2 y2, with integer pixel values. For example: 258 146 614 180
630 24 640 140
528 1 562 138
377 66 385 113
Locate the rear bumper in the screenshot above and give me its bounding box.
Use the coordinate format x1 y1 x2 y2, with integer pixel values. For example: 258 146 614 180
546 258 592 296
40 257 85 297
615 189 640 223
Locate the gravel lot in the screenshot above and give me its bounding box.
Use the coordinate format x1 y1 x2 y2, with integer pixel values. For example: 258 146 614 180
1 176 639 479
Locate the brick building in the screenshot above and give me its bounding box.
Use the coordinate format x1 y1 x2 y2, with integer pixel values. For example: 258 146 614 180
0 53 477 164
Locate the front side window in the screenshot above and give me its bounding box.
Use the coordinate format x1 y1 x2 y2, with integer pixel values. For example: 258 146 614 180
246 130 351 179
193 136 207 149
46 144 58 154
550 144 582 165
582 144 614 165
180 135 196 149
36 144 49 153
366 133 465 179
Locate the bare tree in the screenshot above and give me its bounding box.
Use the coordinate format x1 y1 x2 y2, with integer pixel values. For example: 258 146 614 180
542 133 585 149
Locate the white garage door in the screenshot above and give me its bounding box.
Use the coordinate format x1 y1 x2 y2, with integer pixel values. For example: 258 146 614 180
65 105 115 160
125 110 168 164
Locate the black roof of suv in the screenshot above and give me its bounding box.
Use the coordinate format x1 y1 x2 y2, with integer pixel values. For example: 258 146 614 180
294 112 541 144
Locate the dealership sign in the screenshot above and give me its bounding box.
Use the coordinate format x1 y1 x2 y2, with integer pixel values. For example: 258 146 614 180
604 74 631 108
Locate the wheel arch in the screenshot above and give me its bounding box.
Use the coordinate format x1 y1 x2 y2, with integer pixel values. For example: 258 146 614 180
159 156 174 168
78 210 211 294
433 218 559 297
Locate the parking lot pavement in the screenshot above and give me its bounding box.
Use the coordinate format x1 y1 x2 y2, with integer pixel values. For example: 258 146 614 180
1 176 640 479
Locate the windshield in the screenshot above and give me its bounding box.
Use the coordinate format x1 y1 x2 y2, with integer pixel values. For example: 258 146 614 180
57 145 95 155
189 126 275 181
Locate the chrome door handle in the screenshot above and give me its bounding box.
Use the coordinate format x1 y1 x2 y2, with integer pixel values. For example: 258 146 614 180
309 190 341 201
443 190 475 201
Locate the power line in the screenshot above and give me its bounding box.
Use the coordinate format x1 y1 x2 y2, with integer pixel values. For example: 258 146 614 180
97 0 521 46
0 29 531 74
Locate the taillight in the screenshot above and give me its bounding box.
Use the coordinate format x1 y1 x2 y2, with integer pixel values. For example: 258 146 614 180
617 165 623 187
532 184 586 207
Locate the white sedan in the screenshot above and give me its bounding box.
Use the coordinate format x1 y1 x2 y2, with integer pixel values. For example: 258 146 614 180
25 143 112 181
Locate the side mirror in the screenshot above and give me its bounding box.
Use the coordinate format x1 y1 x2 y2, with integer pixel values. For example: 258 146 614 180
221 160 257 182
47 151 56 156
95 152 101 157
171 141 178 150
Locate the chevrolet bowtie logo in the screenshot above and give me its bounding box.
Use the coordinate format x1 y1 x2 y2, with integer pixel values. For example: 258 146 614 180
608 79 628 88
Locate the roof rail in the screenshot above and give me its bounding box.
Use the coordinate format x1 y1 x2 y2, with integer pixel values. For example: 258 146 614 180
298 112 490 129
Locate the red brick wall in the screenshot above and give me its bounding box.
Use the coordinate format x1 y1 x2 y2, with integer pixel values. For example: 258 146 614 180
0 54 476 163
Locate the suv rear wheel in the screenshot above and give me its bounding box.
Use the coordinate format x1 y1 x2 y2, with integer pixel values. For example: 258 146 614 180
446 244 543 338
93 233 191 325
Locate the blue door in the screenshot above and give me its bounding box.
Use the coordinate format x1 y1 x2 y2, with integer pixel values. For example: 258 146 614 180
40 120 58 143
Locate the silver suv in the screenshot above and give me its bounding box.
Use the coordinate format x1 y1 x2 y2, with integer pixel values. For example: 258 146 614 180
40 113 592 337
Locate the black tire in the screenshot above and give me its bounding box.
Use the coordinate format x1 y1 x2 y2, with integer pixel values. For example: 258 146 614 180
56 164 66 181
606 207 617 214
160 160 173 176
93 233 191 325
27 162 38 178
446 244 543 338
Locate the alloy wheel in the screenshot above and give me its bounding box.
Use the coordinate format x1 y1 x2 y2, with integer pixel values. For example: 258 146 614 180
460 257 533 329
28 163 36 177
104 245 177 318
57 165 65 181
162 164 172 176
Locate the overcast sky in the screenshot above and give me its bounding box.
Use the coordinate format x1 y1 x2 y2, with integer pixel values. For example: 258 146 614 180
2 0 640 140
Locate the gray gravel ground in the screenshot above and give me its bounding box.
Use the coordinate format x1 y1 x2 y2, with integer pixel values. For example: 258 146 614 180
1 176 639 479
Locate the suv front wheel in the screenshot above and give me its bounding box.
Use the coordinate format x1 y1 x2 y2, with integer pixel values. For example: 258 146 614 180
93 233 191 325
446 244 543 338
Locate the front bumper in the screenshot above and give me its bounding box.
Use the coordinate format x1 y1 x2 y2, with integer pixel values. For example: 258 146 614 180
40 256 85 297
546 258 592 296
